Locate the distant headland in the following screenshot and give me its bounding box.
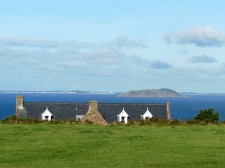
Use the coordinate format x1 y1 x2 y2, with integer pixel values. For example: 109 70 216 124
2 89 225 97
121 88 181 97
0 88 179 97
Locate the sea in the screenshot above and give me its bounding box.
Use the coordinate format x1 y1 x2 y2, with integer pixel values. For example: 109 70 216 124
1 93 225 121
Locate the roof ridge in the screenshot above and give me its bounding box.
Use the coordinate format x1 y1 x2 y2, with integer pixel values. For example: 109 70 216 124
98 103 167 105
24 102 87 104
24 102 166 105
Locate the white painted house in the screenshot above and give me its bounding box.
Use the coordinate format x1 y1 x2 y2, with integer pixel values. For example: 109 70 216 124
41 107 54 121
117 107 129 124
141 108 153 120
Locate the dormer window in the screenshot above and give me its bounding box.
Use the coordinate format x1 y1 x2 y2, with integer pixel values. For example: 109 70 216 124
117 107 129 124
41 107 54 121
121 116 125 123
141 108 153 120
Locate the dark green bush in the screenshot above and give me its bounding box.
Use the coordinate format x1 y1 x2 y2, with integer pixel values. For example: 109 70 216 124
138 118 171 126
192 108 220 124
1 116 79 125
169 119 183 126
1 115 18 124
1 115 38 124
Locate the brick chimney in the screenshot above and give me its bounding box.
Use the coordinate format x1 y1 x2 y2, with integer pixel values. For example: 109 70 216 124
81 100 108 125
88 100 98 111
16 96 24 117
167 102 171 121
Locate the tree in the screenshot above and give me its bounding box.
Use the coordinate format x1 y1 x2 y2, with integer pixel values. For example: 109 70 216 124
193 108 220 123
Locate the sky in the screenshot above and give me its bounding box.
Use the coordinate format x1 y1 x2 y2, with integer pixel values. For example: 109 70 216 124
1 0 225 93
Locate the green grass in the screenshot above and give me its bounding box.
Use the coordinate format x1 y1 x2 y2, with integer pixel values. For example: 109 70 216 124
0 124 225 168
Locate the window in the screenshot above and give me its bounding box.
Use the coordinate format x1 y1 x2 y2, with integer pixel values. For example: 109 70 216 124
117 107 129 124
121 116 125 123
41 107 53 121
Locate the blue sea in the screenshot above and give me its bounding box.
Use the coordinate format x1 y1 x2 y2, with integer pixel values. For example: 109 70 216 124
1 93 225 121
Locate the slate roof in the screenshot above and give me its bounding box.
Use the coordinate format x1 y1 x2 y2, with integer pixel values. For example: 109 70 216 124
24 102 88 120
23 102 168 123
98 103 168 123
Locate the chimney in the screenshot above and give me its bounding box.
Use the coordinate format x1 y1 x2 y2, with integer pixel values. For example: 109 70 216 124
88 100 98 111
82 100 107 125
16 96 24 117
167 102 171 121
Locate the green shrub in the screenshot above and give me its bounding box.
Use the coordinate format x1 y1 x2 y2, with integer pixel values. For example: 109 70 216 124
1 115 18 124
169 119 183 126
1 116 79 125
138 118 170 126
1 115 37 124
192 108 220 124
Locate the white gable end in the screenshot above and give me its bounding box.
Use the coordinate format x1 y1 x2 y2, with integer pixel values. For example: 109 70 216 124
117 108 129 124
141 108 153 120
41 107 53 121
118 108 129 117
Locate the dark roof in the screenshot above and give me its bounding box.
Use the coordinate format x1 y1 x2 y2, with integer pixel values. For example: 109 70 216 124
98 103 167 123
23 102 168 122
24 102 88 120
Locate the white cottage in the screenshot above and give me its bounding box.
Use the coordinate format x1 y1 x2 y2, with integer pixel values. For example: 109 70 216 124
117 107 129 124
141 108 153 120
41 107 54 121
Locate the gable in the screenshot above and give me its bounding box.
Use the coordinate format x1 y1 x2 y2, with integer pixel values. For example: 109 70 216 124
118 108 129 117
41 107 53 117
142 108 153 118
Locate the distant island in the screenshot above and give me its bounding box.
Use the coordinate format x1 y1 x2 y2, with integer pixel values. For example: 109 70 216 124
2 89 225 97
121 88 181 97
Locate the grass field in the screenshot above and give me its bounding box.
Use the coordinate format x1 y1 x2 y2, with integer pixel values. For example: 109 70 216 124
0 124 225 168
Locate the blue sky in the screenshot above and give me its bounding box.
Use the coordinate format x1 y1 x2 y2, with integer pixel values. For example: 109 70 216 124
1 0 225 92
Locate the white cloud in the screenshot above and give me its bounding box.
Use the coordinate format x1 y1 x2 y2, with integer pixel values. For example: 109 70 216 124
189 55 217 64
0 36 148 80
0 36 58 49
179 49 189 55
58 61 88 69
81 47 124 64
109 36 146 49
164 26 225 47
134 56 172 69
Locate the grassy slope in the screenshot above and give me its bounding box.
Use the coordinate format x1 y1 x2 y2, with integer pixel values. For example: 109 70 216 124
0 124 225 168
